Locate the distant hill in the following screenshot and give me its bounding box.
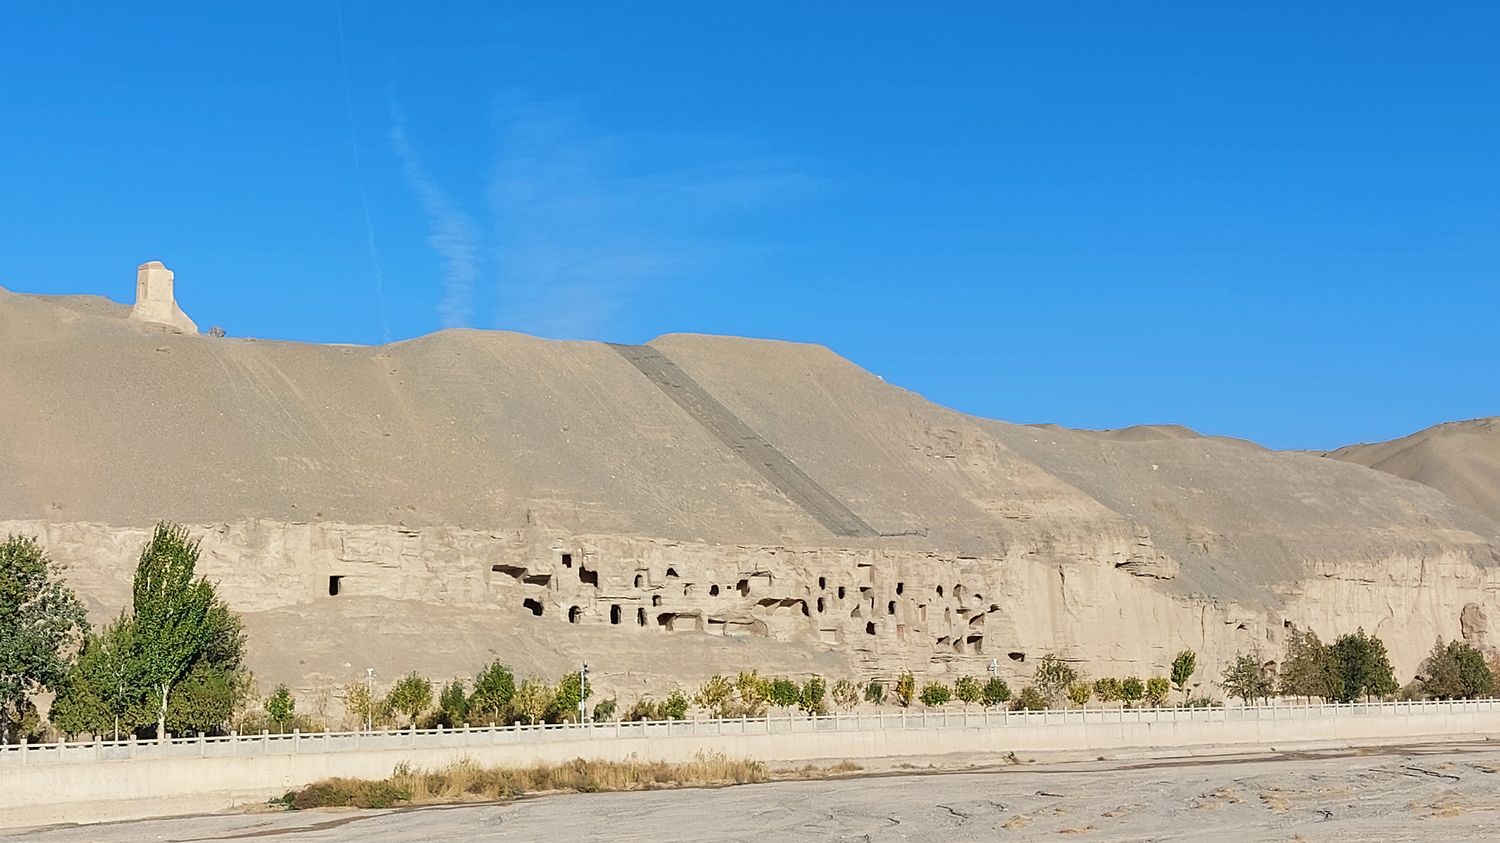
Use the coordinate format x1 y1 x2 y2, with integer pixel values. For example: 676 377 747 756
1327 418 1500 523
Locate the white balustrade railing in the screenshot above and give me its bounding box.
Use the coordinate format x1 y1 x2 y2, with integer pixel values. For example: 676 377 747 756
3 698 1496 766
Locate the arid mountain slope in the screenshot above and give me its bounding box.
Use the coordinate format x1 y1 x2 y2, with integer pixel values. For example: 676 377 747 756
3 283 1499 695
1328 418 1500 524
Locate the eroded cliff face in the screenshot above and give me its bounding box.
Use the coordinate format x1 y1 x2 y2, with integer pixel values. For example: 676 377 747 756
4 286 1500 701
8 517 1493 699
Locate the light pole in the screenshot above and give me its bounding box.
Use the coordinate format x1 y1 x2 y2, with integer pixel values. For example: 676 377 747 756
365 668 375 732
579 661 590 723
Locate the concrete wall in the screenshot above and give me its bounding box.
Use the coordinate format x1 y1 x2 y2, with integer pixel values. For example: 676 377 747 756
8 704 1500 829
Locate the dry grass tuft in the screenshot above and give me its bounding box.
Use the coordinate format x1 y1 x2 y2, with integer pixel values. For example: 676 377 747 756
280 752 772 810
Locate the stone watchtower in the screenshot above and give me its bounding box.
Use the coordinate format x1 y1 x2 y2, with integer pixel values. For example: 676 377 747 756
129 261 198 333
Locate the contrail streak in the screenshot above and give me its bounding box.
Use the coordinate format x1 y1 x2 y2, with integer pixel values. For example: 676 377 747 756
389 101 481 329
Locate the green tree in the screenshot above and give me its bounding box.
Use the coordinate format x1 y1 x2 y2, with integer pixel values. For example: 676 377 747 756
1221 651 1273 704
864 680 886 705
1010 685 1047 711
1120 677 1145 706
981 676 1011 708
131 524 240 739
385 672 433 727
1145 676 1170 707
661 689 690 720
438 679 468 727
799 676 827 715
468 661 516 724
831 678 861 711
919 682 951 708
953 675 982 709
1329 629 1399 702
264 684 296 732
0 535 89 742
340 680 383 731
551 671 593 722
736 671 769 716
1419 639 1496 700
1034 654 1078 707
768 677 800 713
1067 681 1092 708
49 616 140 739
1092 677 1122 703
592 698 617 722
1278 627 1335 702
695 674 736 718
513 678 553 724
894 672 916 707
1170 650 1197 703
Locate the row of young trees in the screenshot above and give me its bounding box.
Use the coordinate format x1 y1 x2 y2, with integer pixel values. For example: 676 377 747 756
8 526 1500 742
1219 627 1497 704
1 526 246 742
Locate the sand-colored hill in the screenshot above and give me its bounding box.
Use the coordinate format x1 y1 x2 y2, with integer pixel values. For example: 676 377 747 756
1327 418 1500 523
3 283 1499 702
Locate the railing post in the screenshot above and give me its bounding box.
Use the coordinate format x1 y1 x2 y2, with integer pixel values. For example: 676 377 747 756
18 739 25 766
293 728 300 754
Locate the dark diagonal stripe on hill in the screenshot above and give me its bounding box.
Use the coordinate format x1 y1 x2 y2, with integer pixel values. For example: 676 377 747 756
610 343 878 539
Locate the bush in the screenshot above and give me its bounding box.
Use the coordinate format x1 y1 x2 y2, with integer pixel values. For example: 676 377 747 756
981 676 1011 708
1120 677 1144 705
799 676 827 715
831 679 860 711
1034 655 1078 706
695 675 736 718
953 675 982 708
919 682 951 708
437 680 467 727
592 698 618 722
290 779 412 809
864 680 886 705
1010 686 1047 711
768 677 800 712
894 672 916 707
661 690 689 721
385 673 433 728
1144 676 1170 707
1092 677 1122 703
1066 681 1092 708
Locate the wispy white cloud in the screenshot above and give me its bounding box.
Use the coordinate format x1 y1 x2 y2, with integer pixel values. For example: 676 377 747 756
388 96 812 337
388 101 482 329
485 99 815 338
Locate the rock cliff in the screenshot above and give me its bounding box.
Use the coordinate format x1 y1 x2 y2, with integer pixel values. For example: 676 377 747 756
2 284 1498 699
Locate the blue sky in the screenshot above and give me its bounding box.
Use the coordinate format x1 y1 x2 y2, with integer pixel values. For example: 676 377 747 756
2 2 1496 450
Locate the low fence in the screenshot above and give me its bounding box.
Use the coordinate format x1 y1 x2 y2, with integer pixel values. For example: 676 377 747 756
5 697 1499 766
7 698 1500 828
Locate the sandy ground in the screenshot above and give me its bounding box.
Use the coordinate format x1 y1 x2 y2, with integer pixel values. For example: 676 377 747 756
11 741 1500 842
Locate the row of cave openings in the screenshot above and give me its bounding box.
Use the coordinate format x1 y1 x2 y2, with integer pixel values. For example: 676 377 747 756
491 551 1011 656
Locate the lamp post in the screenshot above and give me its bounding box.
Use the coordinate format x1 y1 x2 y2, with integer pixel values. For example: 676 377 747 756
579 661 590 723
365 668 375 732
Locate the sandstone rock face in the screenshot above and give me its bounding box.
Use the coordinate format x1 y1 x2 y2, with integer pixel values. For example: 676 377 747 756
2 284 1499 699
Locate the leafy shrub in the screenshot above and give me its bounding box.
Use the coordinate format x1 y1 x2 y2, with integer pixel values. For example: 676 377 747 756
1066 681 1092 708
894 672 916 707
1010 686 1047 711
864 680 886 705
918 682 951 707
981 676 1011 707
831 679 860 711
1144 676 1170 707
